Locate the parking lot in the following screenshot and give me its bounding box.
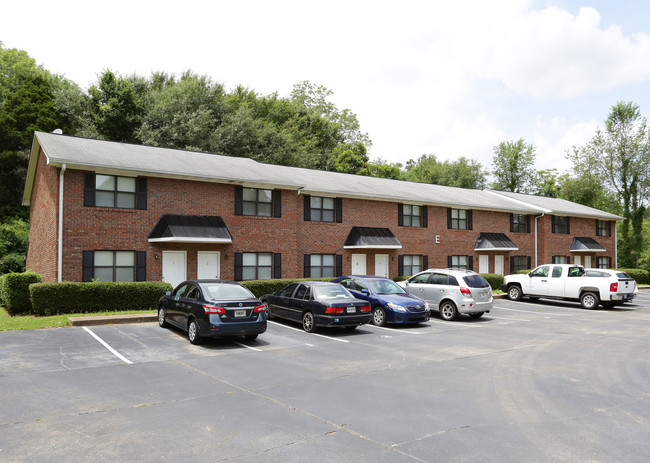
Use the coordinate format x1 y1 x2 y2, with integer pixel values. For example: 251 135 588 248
1 292 650 463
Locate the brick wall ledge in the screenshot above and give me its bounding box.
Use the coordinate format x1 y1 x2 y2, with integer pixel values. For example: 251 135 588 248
69 313 157 326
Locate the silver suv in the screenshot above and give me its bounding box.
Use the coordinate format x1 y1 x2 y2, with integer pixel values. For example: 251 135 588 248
398 268 493 320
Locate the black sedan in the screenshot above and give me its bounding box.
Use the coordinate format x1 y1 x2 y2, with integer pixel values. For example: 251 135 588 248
158 279 267 344
262 281 372 332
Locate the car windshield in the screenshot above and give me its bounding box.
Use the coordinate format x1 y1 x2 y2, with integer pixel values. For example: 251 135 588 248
204 283 254 299
368 279 407 295
313 285 354 300
462 275 490 288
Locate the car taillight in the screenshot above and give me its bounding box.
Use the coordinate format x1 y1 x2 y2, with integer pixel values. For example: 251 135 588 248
326 306 344 314
360 305 371 312
610 282 618 292
203 304 226 314
460 287 472 296
254 304 267 312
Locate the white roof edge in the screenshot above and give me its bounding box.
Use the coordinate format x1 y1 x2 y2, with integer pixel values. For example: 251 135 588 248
483 189 551 214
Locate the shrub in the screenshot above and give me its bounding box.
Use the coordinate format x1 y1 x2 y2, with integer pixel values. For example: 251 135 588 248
241 277 332 298
616 268 649 285
29 281 173 315
393 275 409 282
480 273 504 291
0 271 42 314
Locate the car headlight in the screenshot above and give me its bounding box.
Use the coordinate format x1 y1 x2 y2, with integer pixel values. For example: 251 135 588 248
387 302 407 312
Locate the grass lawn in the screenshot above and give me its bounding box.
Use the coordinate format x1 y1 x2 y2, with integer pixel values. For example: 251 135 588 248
0 306 155 331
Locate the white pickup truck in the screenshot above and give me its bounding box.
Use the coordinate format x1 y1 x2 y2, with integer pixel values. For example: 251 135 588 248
502 264 637 309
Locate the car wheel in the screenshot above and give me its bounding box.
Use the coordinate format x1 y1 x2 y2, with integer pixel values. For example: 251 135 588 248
372 307 387 326
302 312 317 333
507 285 523 301
439 301 459 321
188 319 202 344
469 312 484 319
244 334 258 341
580 292 600 310
158 307 169 328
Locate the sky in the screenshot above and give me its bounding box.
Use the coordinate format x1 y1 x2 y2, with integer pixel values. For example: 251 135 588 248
2 0 650 175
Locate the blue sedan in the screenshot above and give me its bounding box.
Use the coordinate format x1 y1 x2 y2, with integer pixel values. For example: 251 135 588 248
332 275 429 326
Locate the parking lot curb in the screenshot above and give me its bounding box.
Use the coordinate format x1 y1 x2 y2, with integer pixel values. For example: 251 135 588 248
69 313 157 326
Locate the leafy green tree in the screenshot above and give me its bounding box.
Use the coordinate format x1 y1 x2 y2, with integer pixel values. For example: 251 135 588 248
88 70 144 143
330 142 369 174
0 217 29 274
403 154 486 189
490 139 537 193
569 101 650 267
139 72 227 152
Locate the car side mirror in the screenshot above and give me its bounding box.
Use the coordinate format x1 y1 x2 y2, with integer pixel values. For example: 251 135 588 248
360 289 369 295
165 291 172 296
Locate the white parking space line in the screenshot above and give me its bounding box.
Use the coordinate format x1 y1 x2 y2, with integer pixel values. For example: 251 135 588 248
83 327 133 364
231 341 263 352
487 314 530 322
366 325 422 335
495 306 575 316
268 321 350 343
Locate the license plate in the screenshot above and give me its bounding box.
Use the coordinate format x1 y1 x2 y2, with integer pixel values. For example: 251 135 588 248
347 307 356 313
234 310 246 317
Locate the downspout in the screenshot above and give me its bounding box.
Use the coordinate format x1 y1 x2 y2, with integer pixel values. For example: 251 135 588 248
534 212 545 267
58 164 66 282
615 221 618 268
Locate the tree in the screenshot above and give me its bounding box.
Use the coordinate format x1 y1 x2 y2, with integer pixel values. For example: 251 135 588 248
490 139 537 193
88 70 144 143
569 101 650 267
403 154 487 189
0 217 29 274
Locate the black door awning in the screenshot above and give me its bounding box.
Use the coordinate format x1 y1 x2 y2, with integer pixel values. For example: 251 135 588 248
474 232 518 251
344 227 402 249
148 215 233 243
570 237 606 252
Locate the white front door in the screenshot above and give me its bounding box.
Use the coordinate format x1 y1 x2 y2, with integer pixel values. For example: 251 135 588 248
197 251 220 279
351 254 366 274
495 255 504 275
584 256 592 268
375 254 389 277
574 255 581 266
162 251 186 288
479 255 489 274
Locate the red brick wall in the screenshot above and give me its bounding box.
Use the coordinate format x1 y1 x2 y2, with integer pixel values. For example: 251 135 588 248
26 150 59 281
27 164 619 282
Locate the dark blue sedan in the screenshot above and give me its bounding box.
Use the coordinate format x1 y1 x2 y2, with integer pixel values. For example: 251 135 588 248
332 275 429 326
158 280 267 344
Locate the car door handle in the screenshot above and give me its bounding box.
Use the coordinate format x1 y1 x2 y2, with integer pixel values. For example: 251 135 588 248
541 279 547 283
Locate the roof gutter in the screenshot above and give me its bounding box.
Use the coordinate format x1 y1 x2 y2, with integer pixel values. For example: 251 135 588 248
58 163 66 282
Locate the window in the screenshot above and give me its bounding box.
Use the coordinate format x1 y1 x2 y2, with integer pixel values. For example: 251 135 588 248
552 256 569 264
310 196 335 222
84 173 146 209
94 251 135 282
308 254 335 278
278 283 299 297
401 255 423 276
399 204 427 227
596 220 611 237
449 255 468 269
530 266 549 277
243 188 272 217
510 256 529 272
597 256 612 269
448 208 472 230
552 216 570 234
409 273 431 284
511 214 529 233
239 252 273 280
82 250 146 282
551 266 563 278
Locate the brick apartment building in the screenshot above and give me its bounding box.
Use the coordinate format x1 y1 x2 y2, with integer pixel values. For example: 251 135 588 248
23 131 622 288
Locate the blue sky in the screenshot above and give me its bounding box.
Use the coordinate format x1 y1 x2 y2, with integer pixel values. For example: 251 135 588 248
2 0 650 176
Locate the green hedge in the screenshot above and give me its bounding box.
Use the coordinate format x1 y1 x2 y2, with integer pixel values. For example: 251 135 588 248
241 277 334 298
29 281 173 315
481 273 504 291
0 272 42 314
617 268 649 285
